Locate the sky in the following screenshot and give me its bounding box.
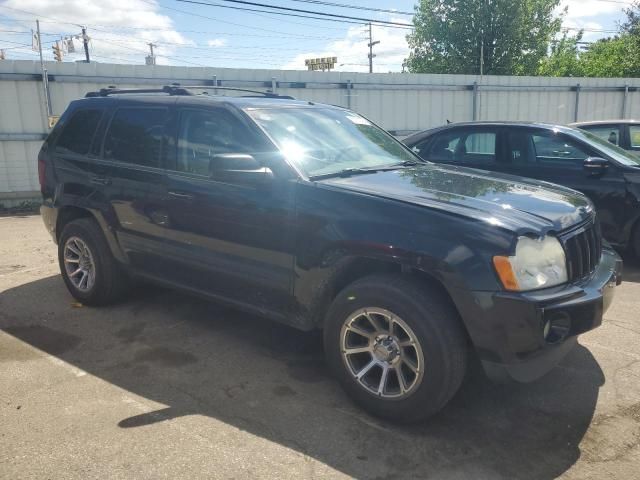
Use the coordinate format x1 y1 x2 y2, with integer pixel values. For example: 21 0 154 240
0 0 634 73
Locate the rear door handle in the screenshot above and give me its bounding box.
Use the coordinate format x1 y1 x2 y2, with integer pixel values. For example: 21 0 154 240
168 191 195 201
89 175 110 185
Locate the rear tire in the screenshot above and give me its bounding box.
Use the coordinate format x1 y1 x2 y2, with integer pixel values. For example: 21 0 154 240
324 274 468 423
58 218 128 306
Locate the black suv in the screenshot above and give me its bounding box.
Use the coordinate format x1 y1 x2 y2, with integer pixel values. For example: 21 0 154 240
39 87 622 422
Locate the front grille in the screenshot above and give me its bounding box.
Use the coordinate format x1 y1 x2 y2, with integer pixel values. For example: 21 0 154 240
559 217 602 282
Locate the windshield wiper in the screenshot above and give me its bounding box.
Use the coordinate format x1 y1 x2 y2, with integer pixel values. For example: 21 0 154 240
308 161 425 181
392 159 423 167
308 167 385 181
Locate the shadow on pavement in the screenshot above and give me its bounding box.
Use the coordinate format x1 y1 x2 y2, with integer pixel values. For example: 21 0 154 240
619 250 640 283
1 275 605 479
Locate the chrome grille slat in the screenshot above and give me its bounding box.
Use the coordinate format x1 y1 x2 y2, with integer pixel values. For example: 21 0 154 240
560 217 602 282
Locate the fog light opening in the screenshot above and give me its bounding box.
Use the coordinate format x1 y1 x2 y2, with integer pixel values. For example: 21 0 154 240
543 313 571 344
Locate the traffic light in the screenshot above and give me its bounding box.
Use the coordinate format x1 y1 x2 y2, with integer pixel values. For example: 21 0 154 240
52 42 63 62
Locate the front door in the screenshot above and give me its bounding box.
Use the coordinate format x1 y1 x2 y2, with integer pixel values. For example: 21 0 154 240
161 106 296 316
503 128 628 244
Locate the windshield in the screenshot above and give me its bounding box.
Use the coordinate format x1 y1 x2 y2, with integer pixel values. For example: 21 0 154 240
567 127 640 166
246 107 420 177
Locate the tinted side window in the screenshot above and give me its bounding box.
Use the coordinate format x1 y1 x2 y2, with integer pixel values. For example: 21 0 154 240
581 125 620 146
532 133 589 166
463 132 496 159
426 130 495 164
175 109 256 176
630 125 640 150
104 108 167 167
56 109 103 155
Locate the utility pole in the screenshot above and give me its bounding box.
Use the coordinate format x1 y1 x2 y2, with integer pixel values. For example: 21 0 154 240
367 22 380 73
81 26 90 63
146 42 157 65
36 20 52 117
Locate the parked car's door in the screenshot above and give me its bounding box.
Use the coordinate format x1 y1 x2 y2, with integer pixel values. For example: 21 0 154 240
160 105 296 316
412 127 505 171
503 128 629 244
99 104 172 274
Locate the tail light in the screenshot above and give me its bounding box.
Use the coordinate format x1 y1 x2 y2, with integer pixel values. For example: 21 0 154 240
38 154 46 194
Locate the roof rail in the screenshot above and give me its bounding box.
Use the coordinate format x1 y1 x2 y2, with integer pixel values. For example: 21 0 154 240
182 86 294 99
85 85 191 97
85 84 294 99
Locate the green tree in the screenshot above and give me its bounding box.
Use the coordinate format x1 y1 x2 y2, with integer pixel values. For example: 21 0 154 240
541 2 640 77
538 33 584 77
621 1 640 36
580 35 640 77
405 0 563 75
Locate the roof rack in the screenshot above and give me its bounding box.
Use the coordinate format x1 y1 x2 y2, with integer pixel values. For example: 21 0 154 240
85 84 294 99
85 85 190 97
183 86 294 99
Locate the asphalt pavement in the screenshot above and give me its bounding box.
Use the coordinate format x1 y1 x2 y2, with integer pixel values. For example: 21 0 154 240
1 214 639 479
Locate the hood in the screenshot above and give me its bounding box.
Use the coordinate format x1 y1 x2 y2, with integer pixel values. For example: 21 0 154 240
319 163 593 235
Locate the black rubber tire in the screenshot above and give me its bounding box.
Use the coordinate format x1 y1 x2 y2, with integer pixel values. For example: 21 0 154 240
324 274 468 423
58 218 128 306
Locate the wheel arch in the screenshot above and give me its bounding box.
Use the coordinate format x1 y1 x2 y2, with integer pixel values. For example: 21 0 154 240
302 253 468 338
55 205 127 264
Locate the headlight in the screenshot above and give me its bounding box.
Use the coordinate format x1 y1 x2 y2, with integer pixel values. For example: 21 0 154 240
493 236 568 291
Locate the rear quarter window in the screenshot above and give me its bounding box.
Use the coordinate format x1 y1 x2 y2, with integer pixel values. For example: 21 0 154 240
55 109 103 155
103 107 168 168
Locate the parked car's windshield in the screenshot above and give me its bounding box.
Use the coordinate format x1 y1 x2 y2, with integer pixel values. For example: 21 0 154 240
247 107 420 177
568 128 640 167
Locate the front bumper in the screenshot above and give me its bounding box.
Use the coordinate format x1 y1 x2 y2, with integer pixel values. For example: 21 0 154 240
457 246 622 382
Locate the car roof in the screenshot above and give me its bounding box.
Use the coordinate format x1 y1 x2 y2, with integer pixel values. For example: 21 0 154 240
569 119 640 126
73 93 334 111
403 121 576 144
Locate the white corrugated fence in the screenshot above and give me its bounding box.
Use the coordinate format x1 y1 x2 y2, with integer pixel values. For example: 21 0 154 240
1 60 639 206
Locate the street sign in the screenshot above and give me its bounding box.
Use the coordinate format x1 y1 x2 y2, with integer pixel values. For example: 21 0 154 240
305 57 337 71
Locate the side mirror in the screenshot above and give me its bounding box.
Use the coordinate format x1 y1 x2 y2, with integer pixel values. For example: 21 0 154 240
209 153 274 186
583 157 609 177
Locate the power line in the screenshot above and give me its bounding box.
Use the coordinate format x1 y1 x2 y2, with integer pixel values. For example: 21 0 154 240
279 0 413 16
138 0 352 38
139 0 350 33
173 0 414 28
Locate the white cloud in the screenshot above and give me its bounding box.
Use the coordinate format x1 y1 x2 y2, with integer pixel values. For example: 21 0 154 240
0 0 191 63
281 22 410 73
560 0 622 20
207 38 227 48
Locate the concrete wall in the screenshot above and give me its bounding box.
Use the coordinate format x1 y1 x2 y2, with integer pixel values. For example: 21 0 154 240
1 60 639 205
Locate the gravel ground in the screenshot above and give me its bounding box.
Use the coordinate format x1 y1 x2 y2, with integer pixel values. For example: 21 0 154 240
1 214 639 480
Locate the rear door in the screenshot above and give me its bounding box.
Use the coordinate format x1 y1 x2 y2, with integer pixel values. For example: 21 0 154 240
412 127 503 171
503 127 628 243
160 104 296 315
98 102 173 274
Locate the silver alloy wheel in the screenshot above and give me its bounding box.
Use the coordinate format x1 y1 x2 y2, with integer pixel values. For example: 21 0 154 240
340 307 425 399
63 236 96 292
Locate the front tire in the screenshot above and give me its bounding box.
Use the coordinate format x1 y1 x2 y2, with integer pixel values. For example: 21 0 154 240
58 218 128 306
324 274 468 422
